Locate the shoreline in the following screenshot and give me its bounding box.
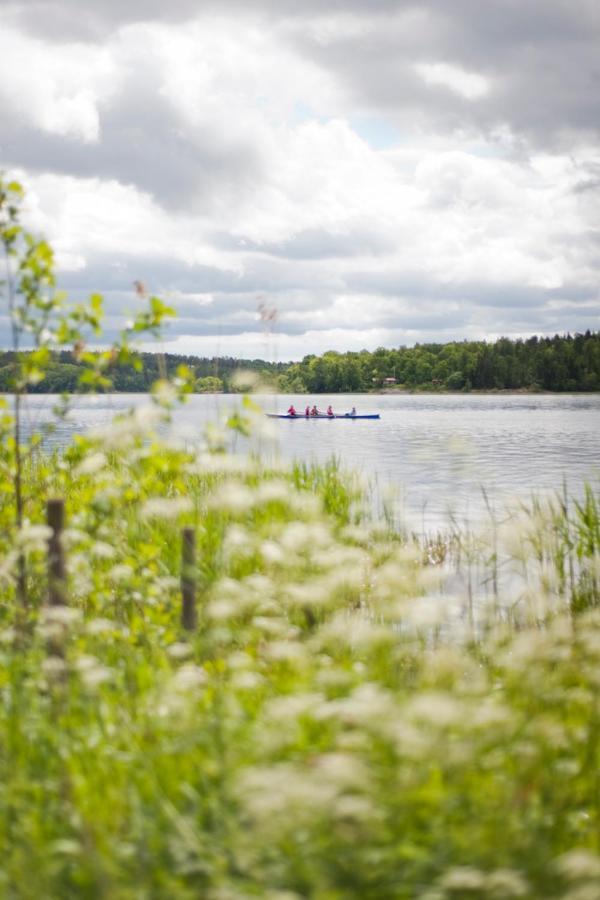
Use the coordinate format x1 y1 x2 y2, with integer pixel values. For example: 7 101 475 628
2 388 598 397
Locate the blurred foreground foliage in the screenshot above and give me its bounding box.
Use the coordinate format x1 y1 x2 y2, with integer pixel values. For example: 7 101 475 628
1 402 599 899
1 175 600 899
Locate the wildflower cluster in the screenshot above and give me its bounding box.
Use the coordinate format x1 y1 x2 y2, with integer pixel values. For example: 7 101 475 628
1 176 599 898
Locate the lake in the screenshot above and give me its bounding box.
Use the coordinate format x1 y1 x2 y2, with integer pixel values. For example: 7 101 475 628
11 392 600 533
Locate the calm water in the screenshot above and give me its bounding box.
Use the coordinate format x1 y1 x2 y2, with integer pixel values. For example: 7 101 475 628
11 392 600 532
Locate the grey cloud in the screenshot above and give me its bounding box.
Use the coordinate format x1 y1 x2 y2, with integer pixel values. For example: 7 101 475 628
52 240 599 343
344 269 562 309
58 258 247 296
3 0 222 40
2 0 599 355
4 0 405 41
0 111 263 214
3 0 598 216
213 227 396 260
285 0 600 148
56 251 343 300
0 55 265 213
6 0 600 149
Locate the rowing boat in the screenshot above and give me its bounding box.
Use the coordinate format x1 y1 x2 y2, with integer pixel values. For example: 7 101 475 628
267 413 380 420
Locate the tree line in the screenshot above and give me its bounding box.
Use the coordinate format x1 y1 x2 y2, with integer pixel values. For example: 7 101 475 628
279 332 600 393
0 351 286 393
0 332 598 393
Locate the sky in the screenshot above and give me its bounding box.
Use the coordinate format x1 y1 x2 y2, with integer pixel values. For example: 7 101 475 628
1 0 599 360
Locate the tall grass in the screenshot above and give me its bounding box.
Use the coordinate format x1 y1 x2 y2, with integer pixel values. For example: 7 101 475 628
0 399 599 898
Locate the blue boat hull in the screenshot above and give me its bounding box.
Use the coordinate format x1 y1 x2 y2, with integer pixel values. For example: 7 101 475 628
267 413 380 420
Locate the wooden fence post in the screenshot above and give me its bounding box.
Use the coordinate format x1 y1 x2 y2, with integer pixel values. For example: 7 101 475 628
47 498 67 606
181 527 196 631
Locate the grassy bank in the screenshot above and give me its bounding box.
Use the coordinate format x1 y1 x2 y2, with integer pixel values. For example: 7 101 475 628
0 396 599 899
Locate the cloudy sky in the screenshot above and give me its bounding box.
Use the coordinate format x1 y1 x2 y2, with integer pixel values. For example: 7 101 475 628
1 0 599 359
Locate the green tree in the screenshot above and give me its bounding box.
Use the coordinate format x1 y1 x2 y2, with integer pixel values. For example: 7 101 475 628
196 375 224 393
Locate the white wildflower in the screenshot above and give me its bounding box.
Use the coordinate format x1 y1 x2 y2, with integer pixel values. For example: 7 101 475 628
469 698 515 730
209 483 254 516
284 581 333 610
260 540 285 565
318 683 397 730
152 382 178 407
334 794 377 823
141 497 193 519
61 528 89 549
485 868 529 897
224 524 253 551
315 752 371 790
231 670 264 691
265 692 324 723
41 656 67 681
311 545 359 572
167 642 193 661
49 838 81 856
227 651 253 670
405 691 467 729
75 452 108 476
262 892 302 900
206 598 239 621
39 606 82 627
255 600 282 618
74 655 112 690
391 719 432 758
279 522 331 553
255 480 292 505
0 550 19 583
397 595 457 629
555 849 600 881
263 640 307 663
85 617 115 636
560 885 600 900
439 866 486 891
314 667 353 691
252 617 289 638
134 402 164 428
319 564 366 597
238 763 337 821
17 524 53 552
341 524 372 545
171 663 207 692
89 540 117 560
244 573 274 596
317 613 393 651
288 492 322 517
108 563 134 583
154 575 180 594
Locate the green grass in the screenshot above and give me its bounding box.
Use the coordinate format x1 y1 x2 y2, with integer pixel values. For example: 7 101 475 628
0 400 599 899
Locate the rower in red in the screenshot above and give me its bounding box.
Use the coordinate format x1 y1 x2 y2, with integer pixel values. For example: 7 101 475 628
305 405 310 417
326 405 334 417
287 404 297 416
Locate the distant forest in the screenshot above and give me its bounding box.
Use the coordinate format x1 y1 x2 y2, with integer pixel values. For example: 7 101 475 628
0 352 286 394
280 331 600 393
0 332 599 393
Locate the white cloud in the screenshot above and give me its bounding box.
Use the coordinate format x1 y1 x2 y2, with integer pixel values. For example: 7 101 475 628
1 2 599 357
0 26 116 141
415 62 490 100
